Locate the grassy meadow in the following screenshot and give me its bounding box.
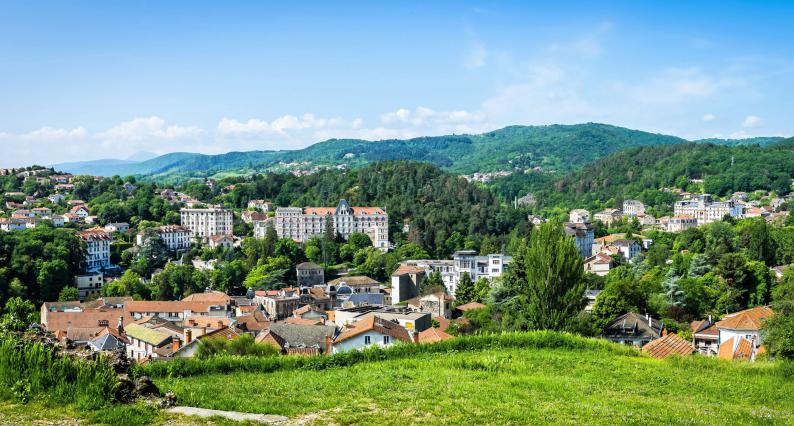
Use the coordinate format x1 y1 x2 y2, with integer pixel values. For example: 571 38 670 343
154 344 794 425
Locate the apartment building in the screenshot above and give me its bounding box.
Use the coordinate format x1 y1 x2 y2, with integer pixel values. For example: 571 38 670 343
622 199 646 216
79 228 112 272
673 194 743 225
564 222 595 258
180 206 233 240
136 225 192 251
398 250 512 296
274 199 388 250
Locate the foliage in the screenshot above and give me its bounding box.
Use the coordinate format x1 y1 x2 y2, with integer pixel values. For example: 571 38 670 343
195 334 280 359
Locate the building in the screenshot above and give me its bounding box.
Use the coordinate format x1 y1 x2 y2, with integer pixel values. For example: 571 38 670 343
390 265 426 304
641 333 694 359
256 323 337 356
75 273 104 301
256 290 300 321
180 206 234 240
716 306 773 361
70 205 89 219
208 234 234 249
568 209 590 224
691 317 719 356
564 222 594 258
79 228 112 272
622 200 646 216
602 239 642 262
40 297 131 342
124 323 176 362
332 316 413 353
406 292 454 319
252 217 274 239
583 253 613 277
104 222 129 233
674 194 743 225
124 300 230 323
137 225 192 252
593 208 623 226
397 251 511 296
660 215 698 232
603 312 662 347
247 200 274 212
274 199 388 250
327 276 381 294
296 262 325 287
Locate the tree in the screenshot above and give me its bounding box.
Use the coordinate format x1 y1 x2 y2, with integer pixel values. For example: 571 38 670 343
0 297 37 331
591 266 646 327
57 286 79 301
420 270 446 295
688 254 711 277
243 256 291 289
455 272 475 305
502 221 586 331
474 277 491 303
763 301 794 360
646 242 670 267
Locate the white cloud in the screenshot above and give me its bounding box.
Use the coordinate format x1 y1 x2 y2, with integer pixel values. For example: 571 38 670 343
0 126 88 142
741 115 762 128
96 116 204 141
702 113 716 122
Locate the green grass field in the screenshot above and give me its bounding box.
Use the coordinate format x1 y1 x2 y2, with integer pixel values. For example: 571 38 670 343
154 346 794 425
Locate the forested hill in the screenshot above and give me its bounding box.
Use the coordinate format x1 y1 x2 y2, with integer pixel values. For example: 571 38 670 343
518 142 794 213
55 123 689 180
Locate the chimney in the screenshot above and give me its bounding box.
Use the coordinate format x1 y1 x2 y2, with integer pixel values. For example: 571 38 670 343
413 331 420 344
217 320 224 329
648 315 652 327
171 338 181 353
117 316 124 335
708 315 712 324
324 333 333 356
184 329 192 344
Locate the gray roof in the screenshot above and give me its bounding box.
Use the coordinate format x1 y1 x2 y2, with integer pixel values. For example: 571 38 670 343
268 323 337 350
89 333 124 351
346 293 385 306
296 262 323 270
603 312 662 340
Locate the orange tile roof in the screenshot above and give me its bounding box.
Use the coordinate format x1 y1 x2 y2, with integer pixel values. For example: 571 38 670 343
182 291 231 304
718 337 736 360
456 302 487 312
417 327 453 343
124 300 220 315
286 317 324 326
183 316 231 329
391 265 426 276
328 276 380 286
716 306 774 331
641 333 693 359
351 207 385 215
304 207 335 215
734 338 753 360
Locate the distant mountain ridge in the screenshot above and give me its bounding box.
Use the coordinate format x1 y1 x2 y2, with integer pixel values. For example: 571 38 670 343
52 123 784 181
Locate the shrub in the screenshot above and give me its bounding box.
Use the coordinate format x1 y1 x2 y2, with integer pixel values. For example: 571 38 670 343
0 334 118 408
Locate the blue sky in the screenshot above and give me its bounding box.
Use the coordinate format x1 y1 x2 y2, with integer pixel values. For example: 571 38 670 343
1 1 793 166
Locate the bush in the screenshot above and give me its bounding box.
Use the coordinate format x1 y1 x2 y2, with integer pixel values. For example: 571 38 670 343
0 334 118 408
195 334 280 359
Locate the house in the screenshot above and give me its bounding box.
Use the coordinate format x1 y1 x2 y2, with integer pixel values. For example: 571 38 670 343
331 316 413 353
256 323 337 356
568 209 590 224
564 222 594 258
208 234 234 249
247 199 274 212
70 205 89 219
334 307 432 333
299 286 333 311
327 276 380 294
235 311 270 336
48 215 65 227
88 327 128 352
641 333 694 359
454 301 487 318
296 262 325 287
74 273 104 300
241 210 269 224
406 292 454 319
584 253 614 276
104 222 129 233
48 194 65 204
124 323 176 362
397 251 511 296
593 208 623 226
602 239 642 262
182 290 232 305
584 289 601 313
256 289 300 320
124 300 230 323
716 306 773 361
691 317 719 356
416 327 454 344
40 298 131 344
31 207 52 217
674 194 743 225
603 312 662 347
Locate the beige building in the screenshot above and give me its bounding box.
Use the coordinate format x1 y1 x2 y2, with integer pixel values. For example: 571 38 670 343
673 194 743 225
275 199 388 250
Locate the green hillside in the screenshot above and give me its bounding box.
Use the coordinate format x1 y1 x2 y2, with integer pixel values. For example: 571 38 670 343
505 142 794 213
56 123 689 180
143 333 792 425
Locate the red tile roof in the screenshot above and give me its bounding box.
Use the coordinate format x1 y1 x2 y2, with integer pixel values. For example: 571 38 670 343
456 302 487 312
641 333 694 359
334 316 411 344
417 327 453 343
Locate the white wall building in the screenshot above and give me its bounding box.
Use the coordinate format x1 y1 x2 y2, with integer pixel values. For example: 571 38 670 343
399 251 511 296
137 225 192 251
274 199 388 250
79 228 112 272
674 194 743 225
180 206 233 240
622 200 646 216
564 222 594 258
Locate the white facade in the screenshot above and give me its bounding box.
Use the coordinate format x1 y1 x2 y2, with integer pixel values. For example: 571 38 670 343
564 222 594 258
274 199 388 250
400 251 511 296
331 331 400 353
137 225 192 251
622 200 646 216
568 209 590 224
674 194 743 225
75 273 104 300
79 228 112 272
180 207 233 240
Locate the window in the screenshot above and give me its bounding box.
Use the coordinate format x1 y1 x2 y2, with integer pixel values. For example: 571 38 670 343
364 335 371 345
383 335 390 345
